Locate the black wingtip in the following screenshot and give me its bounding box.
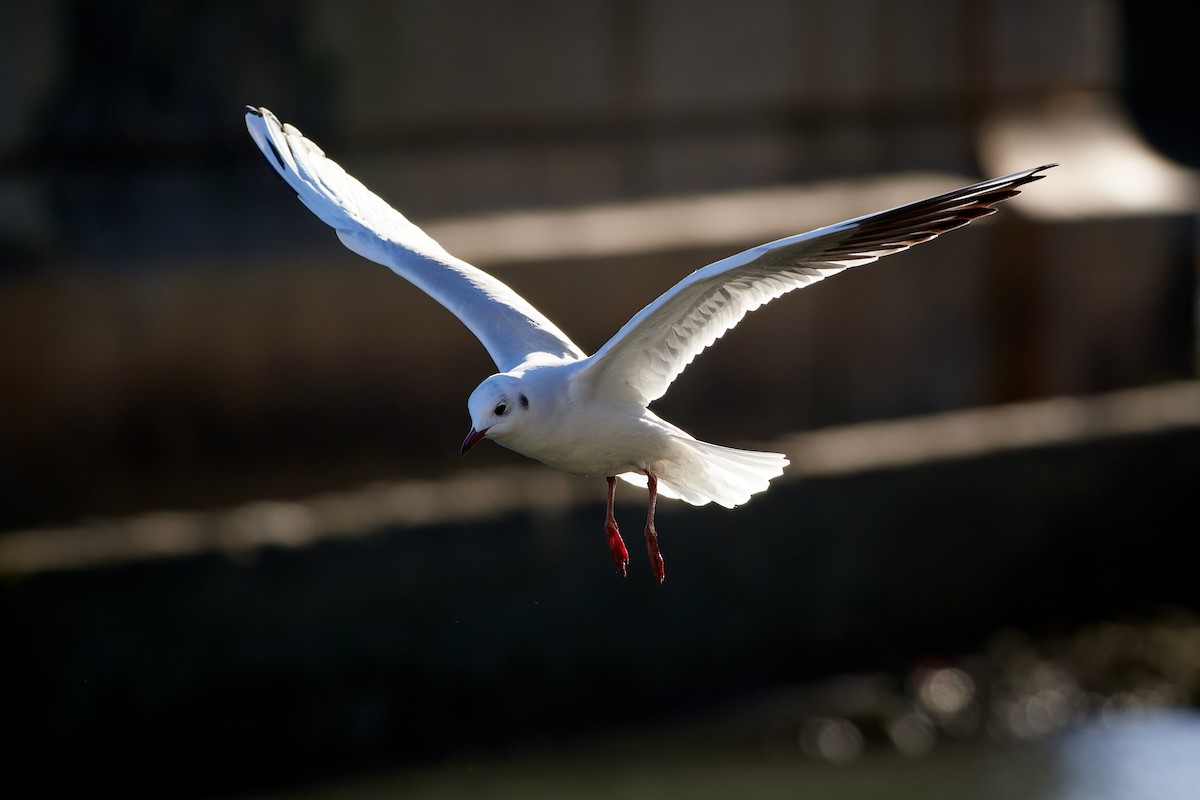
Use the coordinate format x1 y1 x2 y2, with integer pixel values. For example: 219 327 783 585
1024 163 1058 182
245 106 289 175
1000 164 1057 193
265 138 287 174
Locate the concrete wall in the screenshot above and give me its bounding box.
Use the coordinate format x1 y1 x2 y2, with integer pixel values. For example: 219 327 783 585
0 0 1192 529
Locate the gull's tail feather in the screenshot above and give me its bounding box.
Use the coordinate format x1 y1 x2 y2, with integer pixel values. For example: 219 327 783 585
620 438 789 508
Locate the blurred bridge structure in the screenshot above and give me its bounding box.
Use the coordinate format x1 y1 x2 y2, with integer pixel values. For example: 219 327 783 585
0 0 1193 527
0 1 1196 795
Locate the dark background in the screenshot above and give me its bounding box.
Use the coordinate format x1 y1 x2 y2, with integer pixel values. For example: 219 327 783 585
1 1 1197 796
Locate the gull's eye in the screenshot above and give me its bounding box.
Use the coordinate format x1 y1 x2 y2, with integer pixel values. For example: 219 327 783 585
494 402 508 416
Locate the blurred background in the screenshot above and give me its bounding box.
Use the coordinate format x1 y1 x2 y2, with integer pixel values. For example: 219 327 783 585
1 0 1198 797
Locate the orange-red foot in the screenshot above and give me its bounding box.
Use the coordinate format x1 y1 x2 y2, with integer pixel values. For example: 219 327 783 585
605 521 629 577
645 525 665 584
604 476 629 577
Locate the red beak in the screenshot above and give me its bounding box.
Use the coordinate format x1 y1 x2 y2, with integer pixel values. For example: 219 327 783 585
460 427 488 456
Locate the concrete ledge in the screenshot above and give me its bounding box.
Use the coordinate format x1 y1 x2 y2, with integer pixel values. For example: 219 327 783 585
3 380 1195 576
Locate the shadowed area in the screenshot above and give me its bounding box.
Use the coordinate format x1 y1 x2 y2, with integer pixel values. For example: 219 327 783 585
1 1 1197 797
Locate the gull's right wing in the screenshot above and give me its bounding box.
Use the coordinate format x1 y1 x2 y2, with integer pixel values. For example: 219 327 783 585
246 106 585 371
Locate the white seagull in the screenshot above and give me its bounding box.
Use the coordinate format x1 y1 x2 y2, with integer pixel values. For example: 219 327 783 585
246 106 1053 583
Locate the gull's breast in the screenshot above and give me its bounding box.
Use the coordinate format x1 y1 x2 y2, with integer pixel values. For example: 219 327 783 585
509 404 674 478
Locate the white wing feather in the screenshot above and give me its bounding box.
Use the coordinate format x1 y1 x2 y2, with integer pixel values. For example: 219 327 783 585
245 106 584 372
579 165 1056 405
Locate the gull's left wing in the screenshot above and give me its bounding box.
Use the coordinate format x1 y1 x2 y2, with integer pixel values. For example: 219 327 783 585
577 165 1055 405
246 107 585 371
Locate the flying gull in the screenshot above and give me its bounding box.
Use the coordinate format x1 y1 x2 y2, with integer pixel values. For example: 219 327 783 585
246 106 1053 583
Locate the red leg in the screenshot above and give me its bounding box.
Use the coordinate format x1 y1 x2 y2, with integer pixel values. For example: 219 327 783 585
644 471 665 584
604 476 629 577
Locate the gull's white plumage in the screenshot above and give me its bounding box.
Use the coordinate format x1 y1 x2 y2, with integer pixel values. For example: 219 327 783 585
246 105 1053 581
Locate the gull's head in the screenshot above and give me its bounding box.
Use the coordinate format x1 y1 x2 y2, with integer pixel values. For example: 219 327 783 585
461 373 530 456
